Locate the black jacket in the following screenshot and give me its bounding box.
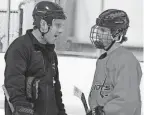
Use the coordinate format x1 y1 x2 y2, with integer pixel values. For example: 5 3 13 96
4 29 67 115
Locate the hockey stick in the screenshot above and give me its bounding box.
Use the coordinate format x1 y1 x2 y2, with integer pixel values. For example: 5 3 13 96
2 85 15 113
73 86 89 113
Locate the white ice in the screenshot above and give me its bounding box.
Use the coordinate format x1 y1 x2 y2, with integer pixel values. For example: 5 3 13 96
0 53 143 115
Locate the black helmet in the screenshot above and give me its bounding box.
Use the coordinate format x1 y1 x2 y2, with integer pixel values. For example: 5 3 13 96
96 9 129 29
33 1 66 28
90 9 130 50
96 9 129 37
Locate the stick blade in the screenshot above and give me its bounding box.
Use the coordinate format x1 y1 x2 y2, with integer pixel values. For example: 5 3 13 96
73 86 83 99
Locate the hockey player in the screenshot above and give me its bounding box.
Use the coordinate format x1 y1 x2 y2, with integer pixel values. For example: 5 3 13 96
88 9 142 115
4 1 67 115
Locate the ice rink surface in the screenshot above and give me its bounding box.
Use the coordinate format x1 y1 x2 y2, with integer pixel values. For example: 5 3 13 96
0 53 143 115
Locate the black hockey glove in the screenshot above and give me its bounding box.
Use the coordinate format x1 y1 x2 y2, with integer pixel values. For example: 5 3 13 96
12 102 34 115
86 110 92 115
95 106 105 115
86 106 105 115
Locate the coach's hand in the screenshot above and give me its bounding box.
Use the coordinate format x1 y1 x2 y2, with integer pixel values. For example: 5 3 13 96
13 106 34 115
12 102 34 115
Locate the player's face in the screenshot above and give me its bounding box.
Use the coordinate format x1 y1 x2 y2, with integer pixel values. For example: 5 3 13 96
44 19 65 44
90 26 113 50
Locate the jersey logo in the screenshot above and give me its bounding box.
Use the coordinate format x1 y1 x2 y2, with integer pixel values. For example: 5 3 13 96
90 82 114 98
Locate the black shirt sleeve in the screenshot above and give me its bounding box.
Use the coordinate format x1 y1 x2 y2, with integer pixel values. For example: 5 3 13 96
4 44 33 109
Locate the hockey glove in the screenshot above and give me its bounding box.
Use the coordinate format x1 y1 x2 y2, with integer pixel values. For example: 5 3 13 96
12 102 34 115
86 106 105 115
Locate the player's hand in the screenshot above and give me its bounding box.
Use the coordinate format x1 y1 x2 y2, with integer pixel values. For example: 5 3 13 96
95 106 105 115
86 106 105 115
86 110 92 115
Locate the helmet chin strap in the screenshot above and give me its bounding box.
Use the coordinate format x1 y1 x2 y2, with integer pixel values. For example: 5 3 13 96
40 19 55 38
105 34 122 51
40 26 51 38
37 26 51 44
105 40 115 51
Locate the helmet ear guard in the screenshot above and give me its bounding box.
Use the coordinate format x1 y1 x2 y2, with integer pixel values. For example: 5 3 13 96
40 19 49 33
110 27 128 43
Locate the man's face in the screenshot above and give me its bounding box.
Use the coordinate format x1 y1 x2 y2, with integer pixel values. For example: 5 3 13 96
90 26 114 50
44 19 65 44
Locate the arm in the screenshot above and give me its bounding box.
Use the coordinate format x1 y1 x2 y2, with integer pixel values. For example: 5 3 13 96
103 55 142 115
4 45 33 115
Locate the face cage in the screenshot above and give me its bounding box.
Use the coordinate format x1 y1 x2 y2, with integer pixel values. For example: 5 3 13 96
90 25 114 50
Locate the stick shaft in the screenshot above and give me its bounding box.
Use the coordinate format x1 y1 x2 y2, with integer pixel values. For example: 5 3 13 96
2 85 15 112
